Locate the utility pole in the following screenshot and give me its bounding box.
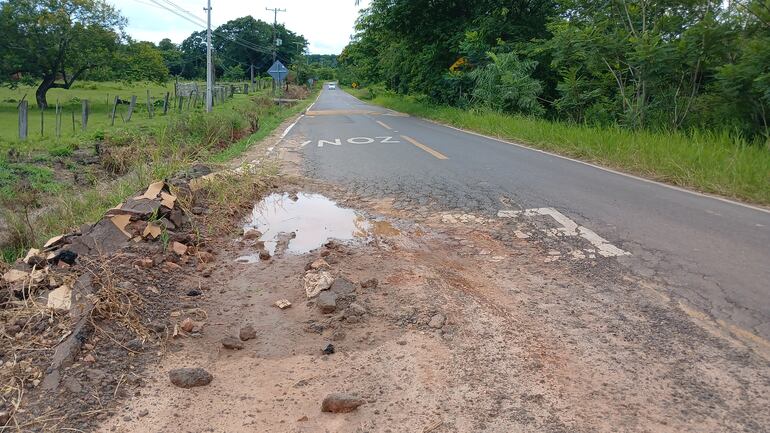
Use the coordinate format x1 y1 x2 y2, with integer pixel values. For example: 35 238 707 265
205 0 213 113
250 64 255 84
265 7 286 64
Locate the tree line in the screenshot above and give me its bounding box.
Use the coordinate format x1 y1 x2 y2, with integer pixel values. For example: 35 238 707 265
0 0 309 108
339 0 770 142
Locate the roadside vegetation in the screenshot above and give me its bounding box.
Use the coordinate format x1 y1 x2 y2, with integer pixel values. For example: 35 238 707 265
0 0 322 262
347 86 770 205
338 0 770 204
0 84 315 262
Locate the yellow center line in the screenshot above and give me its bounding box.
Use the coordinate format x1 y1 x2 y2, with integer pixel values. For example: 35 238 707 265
401 135 449 160
376 120 393 130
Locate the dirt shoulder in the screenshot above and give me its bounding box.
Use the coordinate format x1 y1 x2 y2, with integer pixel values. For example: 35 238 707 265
89 128 770 432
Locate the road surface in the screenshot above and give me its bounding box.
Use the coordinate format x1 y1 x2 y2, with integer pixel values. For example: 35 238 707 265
285 86 770 341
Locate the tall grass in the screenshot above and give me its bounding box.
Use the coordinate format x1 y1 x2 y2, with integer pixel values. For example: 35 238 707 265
350 88 770 205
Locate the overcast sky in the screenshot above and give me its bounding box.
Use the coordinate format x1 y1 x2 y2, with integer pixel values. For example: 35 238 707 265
109 0 370 54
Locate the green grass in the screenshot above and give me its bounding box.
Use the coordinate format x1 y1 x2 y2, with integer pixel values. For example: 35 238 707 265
347 87 770 206
211 101 311 163
0 81 176 147
1 83 317 261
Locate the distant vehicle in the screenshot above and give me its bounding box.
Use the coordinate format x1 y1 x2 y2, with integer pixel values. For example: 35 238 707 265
328 83 336 90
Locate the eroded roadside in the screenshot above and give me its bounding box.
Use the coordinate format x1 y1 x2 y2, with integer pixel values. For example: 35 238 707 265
90 125 770 433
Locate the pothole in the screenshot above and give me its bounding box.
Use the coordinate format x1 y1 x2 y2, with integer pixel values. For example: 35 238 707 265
238 193 394 261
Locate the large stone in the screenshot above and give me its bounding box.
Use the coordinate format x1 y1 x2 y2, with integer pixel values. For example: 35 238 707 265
168 368 213 388
428 313 446 329
317 291 338 314
304 271 334 298
330 277 356 295
71 218 131 255
221 336 244 350
321 393 365 413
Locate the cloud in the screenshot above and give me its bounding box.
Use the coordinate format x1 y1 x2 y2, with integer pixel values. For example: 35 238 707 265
109 0 369 54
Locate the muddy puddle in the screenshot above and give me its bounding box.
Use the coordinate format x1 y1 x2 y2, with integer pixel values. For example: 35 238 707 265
237 193 399 262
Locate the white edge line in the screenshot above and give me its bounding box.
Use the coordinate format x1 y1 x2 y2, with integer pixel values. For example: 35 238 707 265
422 118 770 215
280 115 303 139
306 89 322 112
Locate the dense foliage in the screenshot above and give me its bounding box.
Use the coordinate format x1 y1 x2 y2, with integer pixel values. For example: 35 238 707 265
340 0 770 141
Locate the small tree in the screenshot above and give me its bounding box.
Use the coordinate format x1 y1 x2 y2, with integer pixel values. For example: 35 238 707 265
0 0 125 108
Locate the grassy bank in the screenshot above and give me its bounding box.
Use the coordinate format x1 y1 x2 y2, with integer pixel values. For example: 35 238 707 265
346 87 770 206
2 86 316 261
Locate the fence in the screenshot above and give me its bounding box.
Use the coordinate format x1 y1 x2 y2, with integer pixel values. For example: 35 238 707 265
16 81 263 140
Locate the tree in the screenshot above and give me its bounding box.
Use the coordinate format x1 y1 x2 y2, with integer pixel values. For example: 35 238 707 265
213 16 307 74
87 40 169 82
0 0 125 108
179 31 207 79
158 38 184 76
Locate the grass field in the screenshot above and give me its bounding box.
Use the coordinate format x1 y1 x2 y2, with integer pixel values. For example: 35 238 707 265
0 80 315 261
347 87 770 206
0 81 173 144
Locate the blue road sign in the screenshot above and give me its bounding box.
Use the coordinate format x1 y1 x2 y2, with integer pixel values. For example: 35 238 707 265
267 61 289 83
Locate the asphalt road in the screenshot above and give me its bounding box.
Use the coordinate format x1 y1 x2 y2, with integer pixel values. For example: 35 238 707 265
288 86 770 340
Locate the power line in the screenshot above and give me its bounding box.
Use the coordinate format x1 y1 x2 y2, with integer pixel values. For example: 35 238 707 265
144 0 205 28
139 0 293 73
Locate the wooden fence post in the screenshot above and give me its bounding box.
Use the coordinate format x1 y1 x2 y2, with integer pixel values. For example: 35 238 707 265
192 91 198 109
126 96 137 122
178 96 184 113
18 100 28 140
146 90 153 118
111 95 119 126
163 92 170 115
81 100 89 131
71 111 75 133
55 100 62 139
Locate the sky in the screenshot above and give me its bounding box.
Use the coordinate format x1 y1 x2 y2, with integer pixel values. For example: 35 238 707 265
108 0 370 54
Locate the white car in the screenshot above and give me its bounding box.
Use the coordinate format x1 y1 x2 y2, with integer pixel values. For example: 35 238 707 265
328 83 336 90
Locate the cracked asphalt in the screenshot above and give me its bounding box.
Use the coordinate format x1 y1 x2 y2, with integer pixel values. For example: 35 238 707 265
289 86 770 341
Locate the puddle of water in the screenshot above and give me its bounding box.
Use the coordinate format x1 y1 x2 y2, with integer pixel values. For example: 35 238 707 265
241 193 371 256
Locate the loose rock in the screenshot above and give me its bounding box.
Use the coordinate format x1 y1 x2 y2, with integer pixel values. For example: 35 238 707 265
317 291 338 314
331 277 356 295
304 271 334 298
239 325 257 341
321 393 365 413
198 251 215 263
428 313 446 329
347 302 367 317
221 336 244 350
168 368 213 388
361 278 379 289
